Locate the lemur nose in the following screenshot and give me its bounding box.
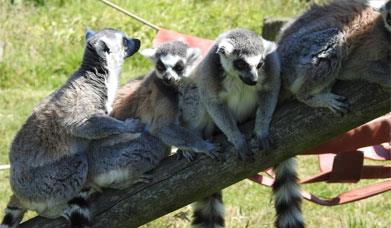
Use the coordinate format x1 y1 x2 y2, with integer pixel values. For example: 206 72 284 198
163 77 172 84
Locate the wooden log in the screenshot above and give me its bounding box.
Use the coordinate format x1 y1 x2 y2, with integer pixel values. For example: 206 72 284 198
20 80 390 228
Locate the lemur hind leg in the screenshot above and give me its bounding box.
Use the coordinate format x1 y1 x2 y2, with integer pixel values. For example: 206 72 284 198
293 29 350 114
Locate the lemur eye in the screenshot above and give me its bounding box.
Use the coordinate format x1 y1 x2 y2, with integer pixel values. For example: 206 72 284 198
257 61 264 69
233 59 248 71
156 60 166 72
100 41 110 54
173 62 184 73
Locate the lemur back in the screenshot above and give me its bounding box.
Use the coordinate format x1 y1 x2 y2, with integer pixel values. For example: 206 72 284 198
112 71 179 134
1 28 142 228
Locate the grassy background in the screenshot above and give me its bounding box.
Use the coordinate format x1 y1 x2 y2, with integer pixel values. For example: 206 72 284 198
0 0 389 227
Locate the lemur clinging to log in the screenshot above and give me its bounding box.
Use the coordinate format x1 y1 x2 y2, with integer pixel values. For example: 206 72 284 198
271 0 391 227
110 41 221 159
1 28 142 228
178 28 281 228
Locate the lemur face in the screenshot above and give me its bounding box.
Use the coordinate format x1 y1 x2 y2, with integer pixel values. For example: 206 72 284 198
141 41 200 86
85 28 141 61
216 28 265 86
380 0 391 31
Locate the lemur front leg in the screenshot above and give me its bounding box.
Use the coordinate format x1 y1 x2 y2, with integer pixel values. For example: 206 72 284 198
157 123 221 161
294 57 349 115
69 114 145 140
204 99 253 161
294 29 350 115
253 51 281 154
253 86 280 154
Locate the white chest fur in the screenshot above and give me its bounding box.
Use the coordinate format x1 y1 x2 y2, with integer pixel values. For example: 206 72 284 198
105 55 122 114
105 73 119 114
219 75 258 123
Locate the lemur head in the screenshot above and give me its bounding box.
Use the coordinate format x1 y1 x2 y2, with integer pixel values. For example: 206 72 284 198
216 28 266 86
84 28 140 68
380 0 391 31
141 41 201 85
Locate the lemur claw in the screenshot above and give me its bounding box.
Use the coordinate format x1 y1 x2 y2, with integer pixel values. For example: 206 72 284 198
250 133 273 156
177 149 197 162
236 142 254 161
204 141 223 161
326 94 350 116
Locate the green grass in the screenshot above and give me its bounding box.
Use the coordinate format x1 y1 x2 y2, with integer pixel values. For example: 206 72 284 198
0 0 390 227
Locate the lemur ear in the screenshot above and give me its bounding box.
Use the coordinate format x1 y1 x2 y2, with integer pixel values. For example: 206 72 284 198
261 37 276 55
140 48 157 60
95 40 110 57
85 28 96 41
187 48 201 64
216 38 234 56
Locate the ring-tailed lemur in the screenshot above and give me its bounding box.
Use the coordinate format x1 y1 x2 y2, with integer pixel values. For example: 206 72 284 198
178 28 280 227
266 1 391 227
277 0 390 115
0 28 142 228
110 41 221 160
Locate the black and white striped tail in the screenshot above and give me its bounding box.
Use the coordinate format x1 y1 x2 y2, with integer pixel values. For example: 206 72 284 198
1 204 26 228
63 188 92 228
191 191 225 228
273 158 304 228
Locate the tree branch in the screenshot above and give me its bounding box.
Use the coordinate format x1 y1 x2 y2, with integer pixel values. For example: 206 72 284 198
19 80 390 228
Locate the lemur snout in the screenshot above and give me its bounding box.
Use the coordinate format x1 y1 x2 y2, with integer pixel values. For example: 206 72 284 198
125 38 141 58
239 74 258 86
163 76 173 84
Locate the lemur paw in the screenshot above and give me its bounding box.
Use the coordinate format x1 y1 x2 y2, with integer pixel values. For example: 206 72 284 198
251 134 273 155
177 149 197 162
235 141 254 161
124 118 145 133
325 94 350 116
203 141 223 161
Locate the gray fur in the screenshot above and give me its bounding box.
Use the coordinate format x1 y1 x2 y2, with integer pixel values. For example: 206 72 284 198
277 0 390 114
269 1 391 227
87 131 167 190
181 28 280 161
142 41 220 158
88 41 219 191
380 0 391 31
180 28 281 227
153 40 190 58
1 28 142 227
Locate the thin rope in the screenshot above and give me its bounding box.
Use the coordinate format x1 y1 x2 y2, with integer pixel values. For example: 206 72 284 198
97 0 160 31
